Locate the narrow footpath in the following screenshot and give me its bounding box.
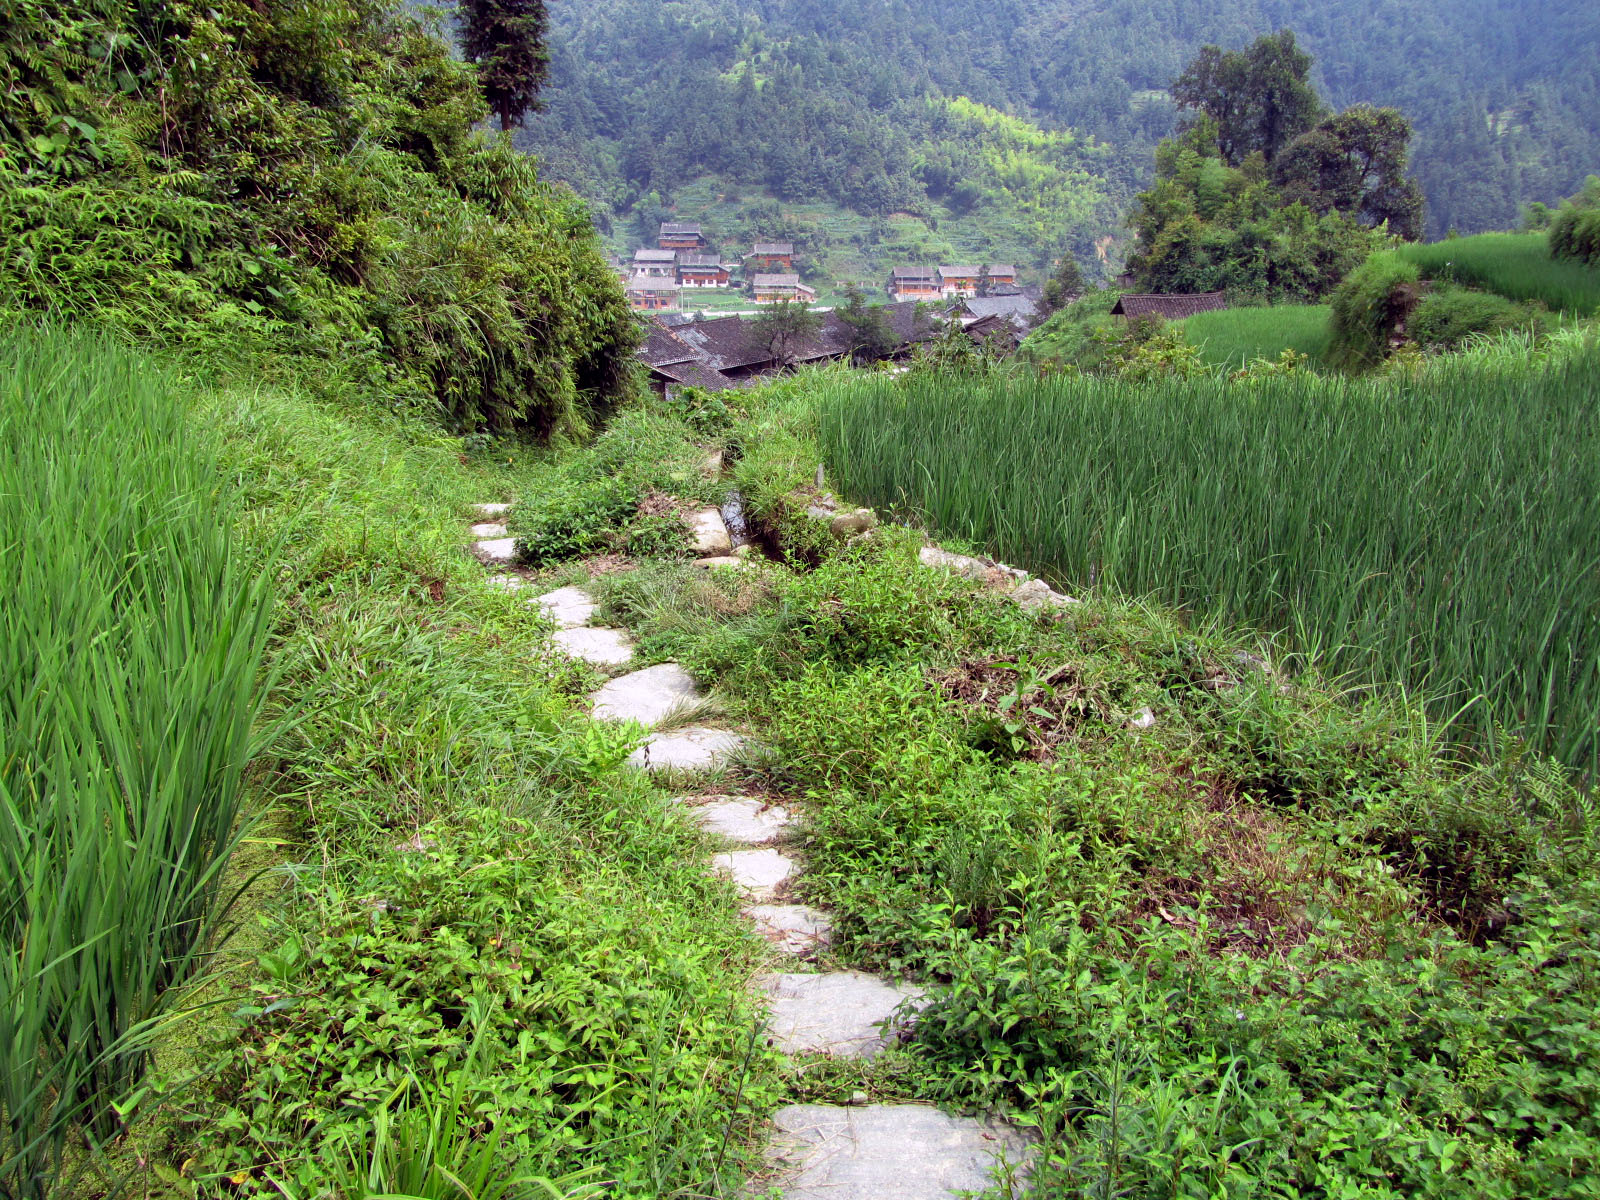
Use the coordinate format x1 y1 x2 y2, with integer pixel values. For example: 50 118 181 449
468 503 1035 1198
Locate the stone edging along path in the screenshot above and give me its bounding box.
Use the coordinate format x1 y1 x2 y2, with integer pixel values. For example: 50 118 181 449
468 502 1037 1198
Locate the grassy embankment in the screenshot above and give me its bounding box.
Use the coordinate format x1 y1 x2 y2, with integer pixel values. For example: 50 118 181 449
814 345 1600 777
1398 231 1600 315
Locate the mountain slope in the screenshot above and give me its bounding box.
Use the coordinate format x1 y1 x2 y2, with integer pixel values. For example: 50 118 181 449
522 0 1600 264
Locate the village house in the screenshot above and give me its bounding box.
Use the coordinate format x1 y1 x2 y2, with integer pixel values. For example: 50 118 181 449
747 241 795 272
625 275 681 312
676 253 731 288
658 222 706 251
937 264 1018 298
632 247 677 278
888 266 943 302
751 273 816 304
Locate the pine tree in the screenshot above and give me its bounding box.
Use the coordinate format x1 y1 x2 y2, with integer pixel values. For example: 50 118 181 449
458 0 549 132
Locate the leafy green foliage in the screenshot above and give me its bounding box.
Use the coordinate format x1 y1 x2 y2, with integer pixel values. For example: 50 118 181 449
814 350 1600 775
1273 103 1426 239
1327 250 1422 368
1409 285 1546 351
0 329 277 1199
0 0 635 434
1547 175 1600 268
458 0 550 133
1172 30 1324 166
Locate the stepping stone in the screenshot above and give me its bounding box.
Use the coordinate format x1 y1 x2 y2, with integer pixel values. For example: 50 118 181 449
591 663 701 727
552 627 633 667
918 545 1028 583
693 555 746 570
473 502 511 518
469 522 508 538
472 538 518 565
762 1104 1032 1199
761 972 926 1058
691 507 732 555
486 574 526 592
693 797 791 844
712 848 795 901
535 585 597 628
627 728 746 773
746 904 832 955
1010 578 1078 610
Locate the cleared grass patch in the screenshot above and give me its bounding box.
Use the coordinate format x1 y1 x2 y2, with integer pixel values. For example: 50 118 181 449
817 357 1600 775
1398 232 1600 315
1181 304 1332 367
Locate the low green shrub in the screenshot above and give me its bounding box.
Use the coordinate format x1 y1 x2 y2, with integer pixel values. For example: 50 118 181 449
1549 175 1600 268
1409 285 1546 350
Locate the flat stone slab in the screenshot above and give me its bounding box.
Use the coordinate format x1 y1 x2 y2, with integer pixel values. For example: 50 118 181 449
591 663 701 727
746 904 832 955
763 1104 1032 1199
693 555 746 570
691 507 732 555
472 538 519 565
626 728 746 773
486 574 526 592
712 848 796 901
473 502 511 518
535 585 598 628
552 626 633 667
761 972 926 1058
469 522 508 538
694 798 792 844
918 545 1028 583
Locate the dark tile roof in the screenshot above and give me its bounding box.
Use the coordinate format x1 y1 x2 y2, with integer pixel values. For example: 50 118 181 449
634 248 678 263
652 358 735 391
677 253 724 269
1111 292 1228 320
892 265 938 282
940 265 981 278
960 294 1040 324
626 276 680 293
751 273 803 288
751 242 794 256
639 323 699 367
669 315 780 372
660 222 702 236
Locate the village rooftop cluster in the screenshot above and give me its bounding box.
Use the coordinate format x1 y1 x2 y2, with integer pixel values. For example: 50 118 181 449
621 222 1026 312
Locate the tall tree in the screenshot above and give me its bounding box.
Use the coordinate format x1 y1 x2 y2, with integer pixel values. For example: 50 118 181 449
1171 30 1323 167
459 0 549 132
1272 105 1425 239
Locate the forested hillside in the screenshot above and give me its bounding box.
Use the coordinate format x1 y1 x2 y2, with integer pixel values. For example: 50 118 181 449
524 0 1600 267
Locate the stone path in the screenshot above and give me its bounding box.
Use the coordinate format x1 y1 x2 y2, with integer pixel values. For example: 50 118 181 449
465 501 1030 1197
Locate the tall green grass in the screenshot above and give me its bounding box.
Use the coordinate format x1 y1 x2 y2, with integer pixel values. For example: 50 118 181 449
0 329 276 1197
818 356 1600 775
1398 233 1600 315
1181 305 1332 368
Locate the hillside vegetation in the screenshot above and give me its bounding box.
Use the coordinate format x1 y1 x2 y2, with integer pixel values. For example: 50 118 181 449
0 0 635 433
817 343 1600 776
528 0 1600 255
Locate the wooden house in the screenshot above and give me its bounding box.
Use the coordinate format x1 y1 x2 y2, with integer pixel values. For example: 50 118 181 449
751 273 816 304
633 248 677 278
676 253 731 288
747 241 795 272
889 266 942 302
626 275 681 312
658 222 706 251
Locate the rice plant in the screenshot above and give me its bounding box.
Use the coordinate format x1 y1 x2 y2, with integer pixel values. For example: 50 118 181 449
1398 233 1600 315
0 328 277 1197
1180 305 1333 368
818 353 1600 776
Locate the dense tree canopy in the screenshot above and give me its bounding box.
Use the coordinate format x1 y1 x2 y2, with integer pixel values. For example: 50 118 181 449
1171 30 1324 167
524 0 1600 243
1273 105 1425 240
